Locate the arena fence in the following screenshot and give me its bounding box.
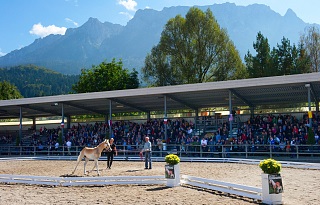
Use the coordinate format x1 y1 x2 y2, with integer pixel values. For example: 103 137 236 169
1 144 320 161
0 174 166 186
181 175 262 201
1 156 319 170
1 156 319 203
0 173 262 202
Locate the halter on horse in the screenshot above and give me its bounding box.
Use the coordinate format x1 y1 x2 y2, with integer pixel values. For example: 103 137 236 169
72 139 111 176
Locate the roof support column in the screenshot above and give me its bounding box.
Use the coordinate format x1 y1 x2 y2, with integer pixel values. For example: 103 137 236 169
19 106 22 145
164 95 167 141
306 84 312 127
147 111 151 121
61 103 65 142
229 90 233 138
67 116 71 129
195 109 199 135
109 100 113 138
250 107 255 118
32 117 36 131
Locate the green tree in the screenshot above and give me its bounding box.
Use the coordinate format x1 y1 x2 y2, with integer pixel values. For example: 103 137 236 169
307 127 316 145
274 37 310 75
142 7 246 86
276 37 294 75
72 59 139 93
0 81 23 100
244 32 272 78
300 26 320 72
245 32 310 78
292 42 311 74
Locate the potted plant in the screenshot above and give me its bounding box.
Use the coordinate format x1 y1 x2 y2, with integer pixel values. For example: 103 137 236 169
259 158 282 175
165 154 180 165
165 154 181 187
259 158 283 204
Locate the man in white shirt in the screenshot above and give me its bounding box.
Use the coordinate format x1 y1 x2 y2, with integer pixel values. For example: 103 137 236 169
55 141 59 155
187 126 193 137
201 137 208 155
140 137 152 169
66 140 72 155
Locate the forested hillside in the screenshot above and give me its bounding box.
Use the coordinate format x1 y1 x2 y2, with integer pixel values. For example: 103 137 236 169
0 65 79 98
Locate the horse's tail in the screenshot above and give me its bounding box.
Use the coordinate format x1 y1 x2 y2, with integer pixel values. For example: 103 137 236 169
76 149 85 161
72 148 85 174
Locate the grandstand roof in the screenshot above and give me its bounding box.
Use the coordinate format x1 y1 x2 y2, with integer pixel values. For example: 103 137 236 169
0 73 319 119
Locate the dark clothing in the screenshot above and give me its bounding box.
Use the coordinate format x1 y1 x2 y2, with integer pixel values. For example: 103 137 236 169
107 144 116 168
108 144 116 155
145 151 152 169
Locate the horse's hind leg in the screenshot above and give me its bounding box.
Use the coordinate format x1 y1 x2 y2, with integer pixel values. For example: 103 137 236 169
84 157 89 175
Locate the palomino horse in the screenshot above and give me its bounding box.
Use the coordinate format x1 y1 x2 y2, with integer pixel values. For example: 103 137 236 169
72 139 111 176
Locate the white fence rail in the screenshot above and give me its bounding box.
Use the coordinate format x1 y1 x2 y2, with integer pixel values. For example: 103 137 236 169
0 174 166 186
1 156 319 170
181 175 262 201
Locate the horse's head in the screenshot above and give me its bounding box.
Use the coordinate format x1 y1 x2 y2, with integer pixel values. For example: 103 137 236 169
104 139 112 152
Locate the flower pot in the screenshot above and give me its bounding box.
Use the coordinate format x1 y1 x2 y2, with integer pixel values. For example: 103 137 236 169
261 173 283 204
165 164 180 187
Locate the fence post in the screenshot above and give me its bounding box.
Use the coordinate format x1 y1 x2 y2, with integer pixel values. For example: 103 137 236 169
222 145 224 158
34 146 36 156
245 144 248 158
296 145 299 159
270 145 272 158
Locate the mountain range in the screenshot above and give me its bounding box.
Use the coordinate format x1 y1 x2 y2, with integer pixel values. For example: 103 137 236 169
0 3 319 75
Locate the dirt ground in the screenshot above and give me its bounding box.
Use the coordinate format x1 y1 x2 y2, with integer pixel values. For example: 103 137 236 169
0 160 319 205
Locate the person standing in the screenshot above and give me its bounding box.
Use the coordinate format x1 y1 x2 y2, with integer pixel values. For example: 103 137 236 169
54 141 59 155
66 139 72 155
106 138 117 169
141 136 152 169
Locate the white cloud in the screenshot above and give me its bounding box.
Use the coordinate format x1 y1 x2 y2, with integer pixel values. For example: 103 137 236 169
65 0 78 7
118 0 137 11
0 49 6 57
29 23 67 38
65 18 79 27
119 11 133 19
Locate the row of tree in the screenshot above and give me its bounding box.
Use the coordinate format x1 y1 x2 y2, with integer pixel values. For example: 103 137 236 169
244 33 310 78
142 8 320 86
1 7 320 100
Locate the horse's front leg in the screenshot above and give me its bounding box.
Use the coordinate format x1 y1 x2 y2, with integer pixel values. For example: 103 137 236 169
93 159 100 176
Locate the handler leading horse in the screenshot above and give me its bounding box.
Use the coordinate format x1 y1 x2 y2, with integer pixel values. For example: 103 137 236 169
72 139 111 176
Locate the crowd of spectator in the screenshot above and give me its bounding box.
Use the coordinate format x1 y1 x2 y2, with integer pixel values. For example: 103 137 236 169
1 112 320 157
0 134 13 144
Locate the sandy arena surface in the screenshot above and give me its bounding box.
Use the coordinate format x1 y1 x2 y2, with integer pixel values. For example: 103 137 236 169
0 159 319 205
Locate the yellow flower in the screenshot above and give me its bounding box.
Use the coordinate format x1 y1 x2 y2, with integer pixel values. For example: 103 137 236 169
259 158 281 174
165 154 180 165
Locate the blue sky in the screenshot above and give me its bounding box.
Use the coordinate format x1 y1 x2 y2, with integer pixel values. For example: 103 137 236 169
0 0 320 56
